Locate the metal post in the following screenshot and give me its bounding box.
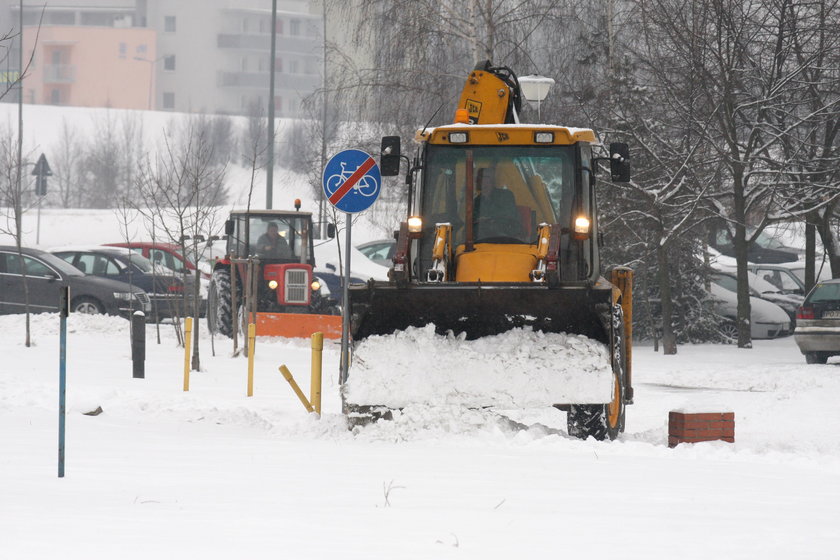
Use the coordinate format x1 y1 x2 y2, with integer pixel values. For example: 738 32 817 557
231 262 239 355
182 317 193 391
247 323 256 397
131 311 145 378
319 0 328 237
310 331 323 415
58 286 68 478
339 213 351 384
265 0 277 209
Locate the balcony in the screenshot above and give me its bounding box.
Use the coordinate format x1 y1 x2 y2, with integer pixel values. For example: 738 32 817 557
217 71 320 91
217 33 319 53
44 64 75 84
217 71 269 88
217 34 270 50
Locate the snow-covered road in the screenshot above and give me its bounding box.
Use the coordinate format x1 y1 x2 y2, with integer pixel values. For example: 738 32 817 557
1 313 838 559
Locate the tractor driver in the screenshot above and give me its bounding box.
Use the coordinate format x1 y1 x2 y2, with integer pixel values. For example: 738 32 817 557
257 222 292 258
473 167 522 240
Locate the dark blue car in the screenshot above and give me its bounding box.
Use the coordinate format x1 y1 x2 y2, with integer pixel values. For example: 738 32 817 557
50 246 194 321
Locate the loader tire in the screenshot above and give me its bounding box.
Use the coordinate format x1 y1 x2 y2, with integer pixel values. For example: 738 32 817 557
208 269 234 338
568 305 626 441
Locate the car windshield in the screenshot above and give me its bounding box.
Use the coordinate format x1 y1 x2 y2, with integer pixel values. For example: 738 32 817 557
114 252 154 273
37 251 85 277
243 215 311 261
807 282 840 303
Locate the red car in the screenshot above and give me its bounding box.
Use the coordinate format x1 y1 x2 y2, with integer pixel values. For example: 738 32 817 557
105 242 211 280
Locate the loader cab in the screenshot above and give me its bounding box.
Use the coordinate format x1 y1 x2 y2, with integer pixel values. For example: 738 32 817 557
226 211 315 266
415 127 599 284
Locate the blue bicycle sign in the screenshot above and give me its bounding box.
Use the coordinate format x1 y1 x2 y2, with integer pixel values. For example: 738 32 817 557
322 149 381 214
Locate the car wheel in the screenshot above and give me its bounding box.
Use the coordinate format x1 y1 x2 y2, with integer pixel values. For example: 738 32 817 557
719 321 738 344
805 352 829 365
72 296 105 314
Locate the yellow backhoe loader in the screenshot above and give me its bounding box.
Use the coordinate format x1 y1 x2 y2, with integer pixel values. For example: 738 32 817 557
344 61 633 440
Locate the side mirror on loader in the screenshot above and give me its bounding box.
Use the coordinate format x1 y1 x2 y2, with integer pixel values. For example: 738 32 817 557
609 143 631 183
380 136 402 177
224 219 235 236
327 223 336 239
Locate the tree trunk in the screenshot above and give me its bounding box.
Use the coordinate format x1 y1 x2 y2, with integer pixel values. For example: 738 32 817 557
732 170 752 349
656 242 677 354
805 220 816 291
816 212 840 279
191 255 201 372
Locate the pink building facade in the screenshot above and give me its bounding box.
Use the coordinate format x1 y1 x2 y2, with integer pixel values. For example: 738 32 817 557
23 26 157 110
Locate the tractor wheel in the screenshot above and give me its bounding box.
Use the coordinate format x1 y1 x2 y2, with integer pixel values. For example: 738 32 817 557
208 269 234 338
568 305 626 441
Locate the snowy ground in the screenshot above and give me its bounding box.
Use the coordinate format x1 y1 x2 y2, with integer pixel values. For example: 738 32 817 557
1 313 839 559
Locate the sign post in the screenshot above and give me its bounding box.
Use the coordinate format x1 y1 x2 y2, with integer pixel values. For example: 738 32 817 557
58 286 69 478
322 149 381 385
32 153 52 245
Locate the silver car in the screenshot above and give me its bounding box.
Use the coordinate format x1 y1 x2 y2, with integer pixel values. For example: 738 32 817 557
794 279 840 364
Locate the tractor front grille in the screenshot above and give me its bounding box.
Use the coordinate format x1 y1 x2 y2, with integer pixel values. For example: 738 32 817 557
284 268 309 304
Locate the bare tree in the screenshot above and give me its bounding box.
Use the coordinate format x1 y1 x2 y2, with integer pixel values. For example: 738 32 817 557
634 0 840 348
53 118 86 208
136 116 228 371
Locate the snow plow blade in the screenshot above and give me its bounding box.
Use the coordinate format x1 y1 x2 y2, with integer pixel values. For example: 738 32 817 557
255 312 342 339
342 280 619 416
348 280 614 343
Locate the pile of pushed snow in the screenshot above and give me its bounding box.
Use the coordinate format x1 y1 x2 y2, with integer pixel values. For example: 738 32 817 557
344 325 613 409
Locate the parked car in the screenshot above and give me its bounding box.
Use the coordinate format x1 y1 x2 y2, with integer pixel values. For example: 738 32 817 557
356 239 396 268
50 246 192 320
748 262 832 295
105 241 210 280
711 270 804 324
0 245 150 317
708 281 791 341
794 279 840 363
710 227 801 263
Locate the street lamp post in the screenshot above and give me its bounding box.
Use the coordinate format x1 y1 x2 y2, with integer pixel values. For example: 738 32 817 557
134 55 165 110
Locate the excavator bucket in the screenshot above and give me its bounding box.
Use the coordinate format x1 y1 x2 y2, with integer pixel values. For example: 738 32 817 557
343 280 619 415
348 282 613 342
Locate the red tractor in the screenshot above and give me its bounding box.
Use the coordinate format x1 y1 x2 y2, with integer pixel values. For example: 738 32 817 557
207 208 341 339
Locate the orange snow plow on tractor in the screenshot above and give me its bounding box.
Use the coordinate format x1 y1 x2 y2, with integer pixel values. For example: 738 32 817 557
343 61 634 440
207 208 342 340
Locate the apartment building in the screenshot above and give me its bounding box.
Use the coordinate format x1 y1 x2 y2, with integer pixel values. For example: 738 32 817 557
1 0 323 116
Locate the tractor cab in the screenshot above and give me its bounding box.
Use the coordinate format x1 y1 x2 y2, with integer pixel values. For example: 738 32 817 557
225 210 315 266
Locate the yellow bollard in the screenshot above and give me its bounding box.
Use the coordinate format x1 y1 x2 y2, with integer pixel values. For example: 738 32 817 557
247 323 256 397
183 317 193 391
310 332 323 416
279 365 314 413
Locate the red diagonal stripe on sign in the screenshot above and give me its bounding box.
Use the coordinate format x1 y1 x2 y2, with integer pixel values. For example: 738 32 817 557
328 157 376 205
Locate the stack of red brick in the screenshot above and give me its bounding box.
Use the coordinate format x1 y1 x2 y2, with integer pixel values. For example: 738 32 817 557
668 411 735 447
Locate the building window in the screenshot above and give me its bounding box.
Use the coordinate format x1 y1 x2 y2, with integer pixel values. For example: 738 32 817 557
163 92 175 110
275 57 282 72
241 57 248 72
163 55 175 71
274 96 282 112
290 20 300 36
259 18 268 34
164 15 176 32
258 57 267 72
119 42 127 59
275 19 283 35
242 18 249 33
50 88 61 105
289 59 299 74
